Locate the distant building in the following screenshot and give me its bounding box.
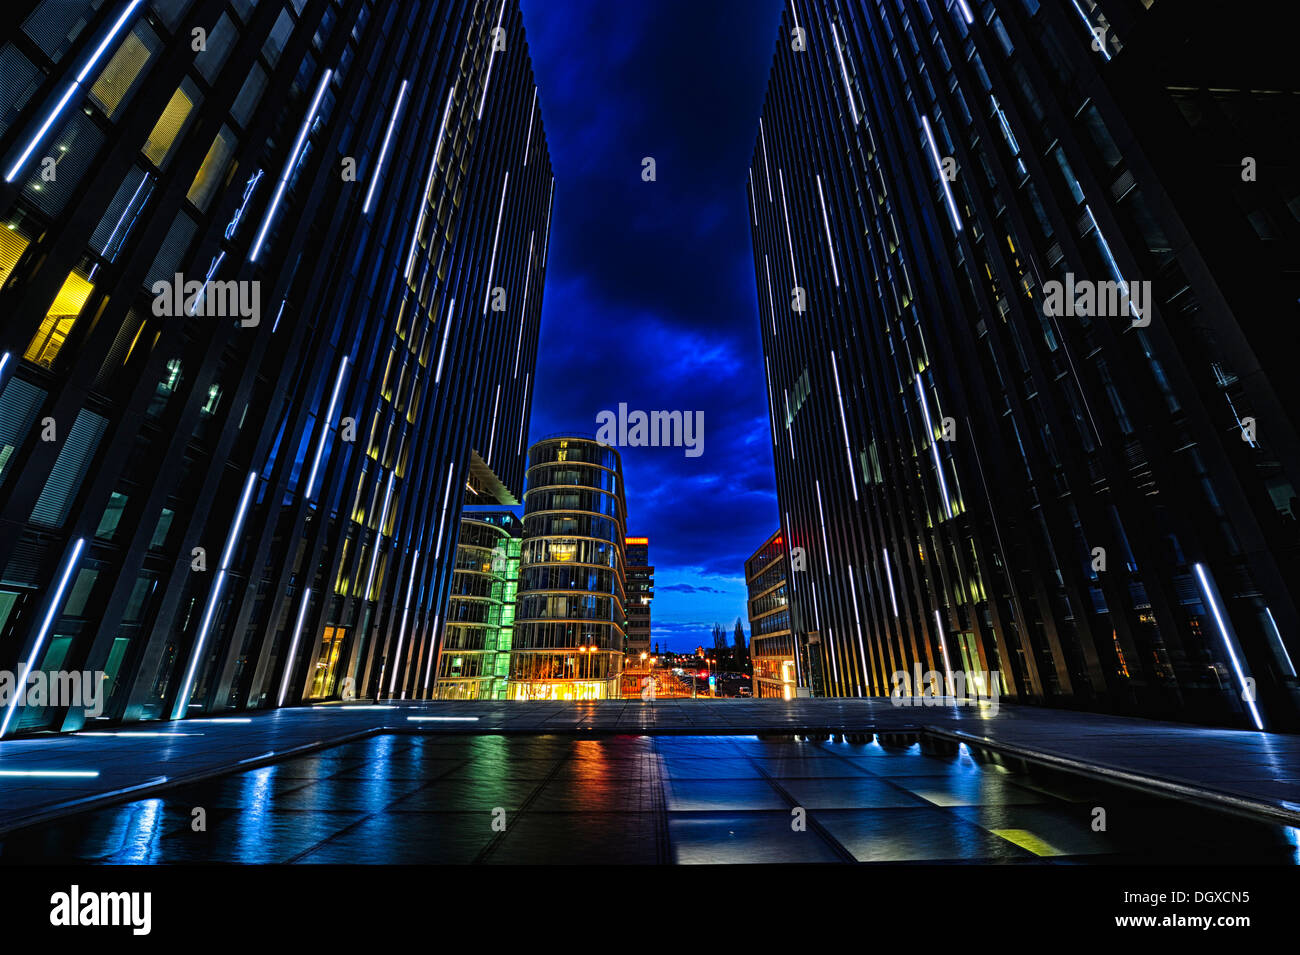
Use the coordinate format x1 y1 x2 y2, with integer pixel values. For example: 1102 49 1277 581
508 435 628 699
433 509 522 700
745 531 799 699
624 536 654 660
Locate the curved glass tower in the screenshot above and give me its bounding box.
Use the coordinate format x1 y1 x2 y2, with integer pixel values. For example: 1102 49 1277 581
509 435 627 700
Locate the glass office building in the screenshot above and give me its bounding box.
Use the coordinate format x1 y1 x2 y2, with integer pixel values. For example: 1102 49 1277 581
623 536 653 660
509 435 628 700
433 507 521 700
0 0 552 733
750 0 1300 728
744 530 800 700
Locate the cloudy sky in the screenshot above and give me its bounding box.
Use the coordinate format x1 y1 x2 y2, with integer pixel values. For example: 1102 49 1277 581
518 0 786 651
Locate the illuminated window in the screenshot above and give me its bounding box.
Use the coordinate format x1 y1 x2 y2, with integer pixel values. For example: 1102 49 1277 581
24 271 94 368
0 226 30 287
88 24 160 118
142 80 199 168
187 126 236 211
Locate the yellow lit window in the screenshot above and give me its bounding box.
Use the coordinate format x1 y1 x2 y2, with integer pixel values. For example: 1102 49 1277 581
25 271 94 368
142 84 196 167
187 126 236 211
89 29 154 118
0 227 30 288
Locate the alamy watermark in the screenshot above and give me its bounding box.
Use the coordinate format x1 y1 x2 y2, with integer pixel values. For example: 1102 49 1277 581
151 272 261 326
0 669 105 717
890 666 1001 715
595 403 704 458
1042 272 1151 327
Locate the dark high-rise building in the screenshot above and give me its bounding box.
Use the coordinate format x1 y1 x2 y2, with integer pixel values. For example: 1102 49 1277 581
749 0 1300 728
624 535 652 661
433 506 521 700
0 0 552 734
744 530 800 699
509 435 627 700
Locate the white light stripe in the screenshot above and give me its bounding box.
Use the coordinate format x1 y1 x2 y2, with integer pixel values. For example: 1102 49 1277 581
250 68 334 261
305 356 349 500
884 548 899 617
778 169 798 288
173 471 258 719
1070 0 1111 61
764 255 776 337
815 480 831 574
758 119 773 201
0 770 99 778
783 390 795 459
362 79 408 214
422 614 441 690
816 175 840 286
277 589 314 706
434 467 454 557
0 352 9 381
523 86 537 165
764 357 777 447
477 0 507 119
1194 563 1264 729
518 372 531 454
514 232 534 376
956 0 974 24
0 538 85 737
406 87 456 280
364 471 396 598
748 168 757 225
482 172 510 314
407 716 480 722
1264 607 1296 676
831 351 857 501
935 610 954 695
848 567 868 686
542 176 555 262
485 384 501 465
830 22 860 125
916 373 954 518
389 550 420 694
5 0 144 182
922 116 962 232
436 298 455 384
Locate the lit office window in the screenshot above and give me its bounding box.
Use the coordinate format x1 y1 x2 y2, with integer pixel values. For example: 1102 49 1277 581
24 270 95 368
88 23 161 118
187 125 236 211
142 78 199 167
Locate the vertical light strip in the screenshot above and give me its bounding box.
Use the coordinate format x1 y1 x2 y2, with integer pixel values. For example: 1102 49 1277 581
748 168 757 226
513 232 535 376
277 589 313 706
405 86 456 280
916 373 954 519
362 80 408 214
422 614 442 690
830 22 860 125
249 68 334 261
883 548 899 617
764 358 777 447
758 118 773 201
0 352 10 382
0 538 85 737
364 471 396 598
5 0 144 182
1070 0 1112 61
814 480 831 574
485 384 501 465
304 356 350 500
764 255 776 337
173 471 258 719
848 567 868 690
777 169 798 287
482 173 510 314
433 467 454 557
542 177 555 263
389 550 421 694
1264 608 1296 677
518 372 531 454
783 390 795 459
477 0 507 119
956 0 974 24
920 116 961 232
1194 563 1264 729
830 351 857 501
816 174 840 286
523 86 537 165
435 298 455 384
934 609 954 696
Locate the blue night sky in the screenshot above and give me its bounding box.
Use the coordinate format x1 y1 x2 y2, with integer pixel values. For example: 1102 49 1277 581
518 0 786 652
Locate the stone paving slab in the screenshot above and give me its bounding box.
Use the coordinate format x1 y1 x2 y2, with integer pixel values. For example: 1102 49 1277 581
0 699 1297 835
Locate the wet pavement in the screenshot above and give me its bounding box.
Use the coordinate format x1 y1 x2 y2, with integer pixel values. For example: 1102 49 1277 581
2 733 1297 864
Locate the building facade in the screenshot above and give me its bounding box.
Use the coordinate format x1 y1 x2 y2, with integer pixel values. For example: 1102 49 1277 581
744 530 800 699
0 0 552 734
433 507 521 700
509 435 627 700
750 0 1300 728
623 535 653 660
